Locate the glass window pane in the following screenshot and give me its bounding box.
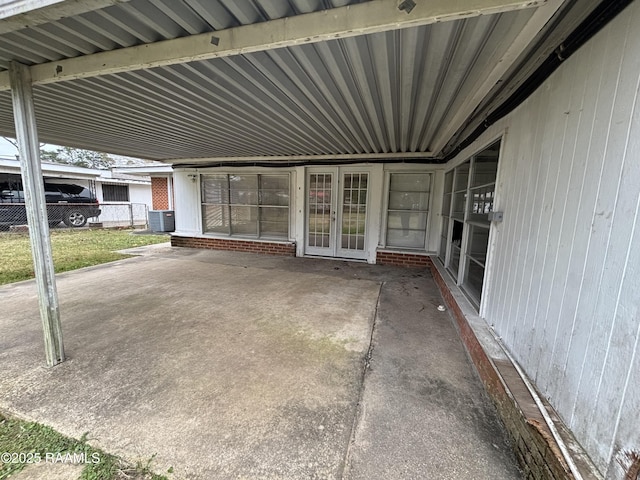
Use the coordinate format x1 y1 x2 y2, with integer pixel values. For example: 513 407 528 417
471 141 500 187
308 173 332 215
341 173 367 251
387 229 426 248
260 175 289 206
449 245 461 279
203 205 229 234
261 175 289 191
386 173 430 250
230 206 258 235
454 162 470 191
463 259 485 306
442 192 452 216
261 190 289 206
444 171 454 194
467 225 490 266
201 173 289 239
260 207 288 238
439 217 449 263
388 191 429 210
387 211 427 231
202 175 228 204
447 220 464 279
452 192 467 220
472 158 498 187
389 173 430 192
230 175 258 205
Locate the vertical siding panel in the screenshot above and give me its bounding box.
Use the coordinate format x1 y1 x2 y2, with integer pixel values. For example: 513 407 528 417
486 118 521 329
489 106 524 334
561 24 625 428
500 87 550 354
570 14 634 458
500 122 530 345
550 24 624 428
520 64 570 381
529 63 574 383
605 190 640 478
501 89 551 357
549 38 607 415
536 51 591 393
587 27 640 464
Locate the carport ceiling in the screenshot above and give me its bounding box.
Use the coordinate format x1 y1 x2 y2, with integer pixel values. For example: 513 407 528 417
0 0 562 163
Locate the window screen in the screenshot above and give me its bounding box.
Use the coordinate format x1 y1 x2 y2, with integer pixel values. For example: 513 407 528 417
102 184 129 202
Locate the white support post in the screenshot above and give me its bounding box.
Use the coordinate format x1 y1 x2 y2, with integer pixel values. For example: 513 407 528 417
9 61 64 367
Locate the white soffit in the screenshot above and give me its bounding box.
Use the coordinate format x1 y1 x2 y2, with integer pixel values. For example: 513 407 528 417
0 0 554 161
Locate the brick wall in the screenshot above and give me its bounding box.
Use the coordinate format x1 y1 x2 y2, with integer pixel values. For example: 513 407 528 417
151 177 170 210
171 236 296 256
427 257 578 480
376 250 431 267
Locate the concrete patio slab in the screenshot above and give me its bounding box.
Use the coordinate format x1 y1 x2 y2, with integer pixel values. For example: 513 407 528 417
0 248 521 479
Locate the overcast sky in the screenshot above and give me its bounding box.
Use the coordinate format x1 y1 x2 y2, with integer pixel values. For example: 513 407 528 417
0 137 18 157
0 137 79 158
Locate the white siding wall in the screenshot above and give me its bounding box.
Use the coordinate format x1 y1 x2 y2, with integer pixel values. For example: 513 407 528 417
128 183 152 205
448 3 640 477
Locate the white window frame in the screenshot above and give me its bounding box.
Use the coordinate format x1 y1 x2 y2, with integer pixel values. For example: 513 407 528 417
380 169 433 251
200 171 293 241
439 140 501 311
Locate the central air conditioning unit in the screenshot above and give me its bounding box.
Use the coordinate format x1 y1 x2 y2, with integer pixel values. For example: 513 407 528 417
148 210 175 232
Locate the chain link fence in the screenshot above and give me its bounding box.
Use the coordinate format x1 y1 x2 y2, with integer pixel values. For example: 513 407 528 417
0 202 148 231
94 203 148 228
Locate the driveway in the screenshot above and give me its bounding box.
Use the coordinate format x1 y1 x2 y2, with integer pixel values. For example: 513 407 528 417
0 247 521 479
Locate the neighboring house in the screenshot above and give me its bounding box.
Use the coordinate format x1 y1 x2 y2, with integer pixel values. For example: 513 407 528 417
0 157 153 226
0 1 638 479
95 170 153 227
113 164 174 212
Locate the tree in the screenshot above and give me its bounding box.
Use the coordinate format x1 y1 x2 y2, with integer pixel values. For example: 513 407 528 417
3 137 115 170
40 146 115 170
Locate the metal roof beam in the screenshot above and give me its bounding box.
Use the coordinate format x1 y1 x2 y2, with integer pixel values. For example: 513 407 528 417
0 0 547 91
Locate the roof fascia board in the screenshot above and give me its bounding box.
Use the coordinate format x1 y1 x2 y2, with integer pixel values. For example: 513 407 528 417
0 157 103 176
169 152 437 165
0 0 131 33
0 0 547 91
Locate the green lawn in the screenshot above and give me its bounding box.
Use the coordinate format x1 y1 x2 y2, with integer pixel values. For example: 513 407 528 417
0 229 169 286
0 414 169 479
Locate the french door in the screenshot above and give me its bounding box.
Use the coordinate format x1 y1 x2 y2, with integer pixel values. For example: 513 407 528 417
305 167 369 260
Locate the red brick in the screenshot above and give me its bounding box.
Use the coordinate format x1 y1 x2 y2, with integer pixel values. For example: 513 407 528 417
171 236 296 257
151 177 172 210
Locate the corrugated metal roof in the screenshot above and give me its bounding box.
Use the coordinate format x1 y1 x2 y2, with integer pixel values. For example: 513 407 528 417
0 0 547 162
0 0 366 69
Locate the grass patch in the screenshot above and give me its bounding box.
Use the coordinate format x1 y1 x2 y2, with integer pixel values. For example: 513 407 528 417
0 414 169 479
0 229 169 285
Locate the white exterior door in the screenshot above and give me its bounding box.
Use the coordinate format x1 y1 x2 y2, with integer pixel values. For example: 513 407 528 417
305 167 370 260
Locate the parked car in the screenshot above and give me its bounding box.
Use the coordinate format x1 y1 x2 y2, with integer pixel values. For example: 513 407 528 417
0 175 101 228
